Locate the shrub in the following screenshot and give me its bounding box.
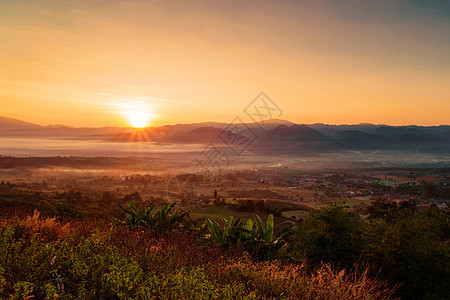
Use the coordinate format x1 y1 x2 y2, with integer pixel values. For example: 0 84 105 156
0 208 396 299
205 214 295 260
116 202 191 235
364 208 450 299
291 204 364 268
211 256 396 299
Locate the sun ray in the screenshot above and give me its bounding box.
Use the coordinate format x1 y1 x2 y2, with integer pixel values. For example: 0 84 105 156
113 100 156 129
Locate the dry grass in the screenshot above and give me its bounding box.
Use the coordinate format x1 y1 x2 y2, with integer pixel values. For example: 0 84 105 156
0 210 397 299
1 210 71 242
212 258 397 299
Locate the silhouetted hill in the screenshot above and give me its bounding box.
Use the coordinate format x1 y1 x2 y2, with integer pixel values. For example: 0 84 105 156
251 124 334 153
0 116 130 137
334 128 449 152
374 126 441 140
1 116 449 155
0 116 42 131
167 127 226 144
334 130 385 149
265 124 326 140
309 123 383 138
0 116 292 139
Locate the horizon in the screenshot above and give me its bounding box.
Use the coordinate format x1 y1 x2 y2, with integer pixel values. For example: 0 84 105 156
1 115 450 129
1 1 450 127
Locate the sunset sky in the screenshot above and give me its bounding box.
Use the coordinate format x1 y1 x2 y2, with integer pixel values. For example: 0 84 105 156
1 0 449 127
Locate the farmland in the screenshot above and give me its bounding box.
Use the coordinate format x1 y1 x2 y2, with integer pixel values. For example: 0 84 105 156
0 157 449 299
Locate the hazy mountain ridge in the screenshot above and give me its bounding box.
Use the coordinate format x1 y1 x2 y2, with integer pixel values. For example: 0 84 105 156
1 116 449 154
0 116 43 131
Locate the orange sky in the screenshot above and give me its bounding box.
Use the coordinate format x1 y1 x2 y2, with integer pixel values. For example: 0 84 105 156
1 0 449 127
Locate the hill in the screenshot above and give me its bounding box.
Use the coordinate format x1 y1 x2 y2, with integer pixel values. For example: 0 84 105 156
1 116 449 154
0 116 42 131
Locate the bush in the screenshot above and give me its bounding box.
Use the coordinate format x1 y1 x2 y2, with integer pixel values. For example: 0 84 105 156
212 256 395 299
0 211 395 299
364 208 450 299
291 204 364 269
115 202 191 235
205 214 294 260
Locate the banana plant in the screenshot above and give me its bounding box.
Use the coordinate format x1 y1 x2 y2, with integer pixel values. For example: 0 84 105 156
116 202 190 234
205 217 225 245
155 203 191 232
140 203 157 228
233 218 255 242
116 202 156 229
254 214 274 243
206 216 237 245
205 214 295 257
204 216 250 245
237 214 294 245
249 214 295 259
205 213 295 258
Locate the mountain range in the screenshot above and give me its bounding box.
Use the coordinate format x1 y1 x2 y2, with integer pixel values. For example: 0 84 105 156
1 116 449 154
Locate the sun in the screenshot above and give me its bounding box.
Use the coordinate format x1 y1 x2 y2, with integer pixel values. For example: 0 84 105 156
124 110 151 128
118 101 155 128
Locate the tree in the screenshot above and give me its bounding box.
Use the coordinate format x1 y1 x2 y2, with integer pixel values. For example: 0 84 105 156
364 208 450 299
101 191 116 203
442 186 450 199
123 192 142 202
422 182 436 198
291 204 364 268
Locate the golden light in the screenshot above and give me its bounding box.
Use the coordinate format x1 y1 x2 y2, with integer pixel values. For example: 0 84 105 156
124 110 151 128
116 100 155 128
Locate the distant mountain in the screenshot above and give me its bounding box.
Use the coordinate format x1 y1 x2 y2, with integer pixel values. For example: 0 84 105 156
80 128 170 143
0 116 293 139
309 123 383 138
335 130 385 148
1 116 449 154
0 116 133 138
263 124 325 140
0 116 42 131
374 126 441 140
334 127 449 152
166 127 225 144
151 119 294 133
251 124 334 153
394 125 450 135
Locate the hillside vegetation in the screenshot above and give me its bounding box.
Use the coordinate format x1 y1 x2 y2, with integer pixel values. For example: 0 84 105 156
0 181 448 299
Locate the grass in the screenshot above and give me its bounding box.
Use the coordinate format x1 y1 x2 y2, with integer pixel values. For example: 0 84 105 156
0 211 397 299
2 183 445 299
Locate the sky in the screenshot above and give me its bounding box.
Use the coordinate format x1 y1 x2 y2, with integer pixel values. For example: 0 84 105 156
0 0 449 127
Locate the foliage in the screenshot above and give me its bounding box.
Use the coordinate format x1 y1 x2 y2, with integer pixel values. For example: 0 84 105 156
205 215 253 246
205 214 295 259
0 267 5 295
234 199 283 216
291 203 450 299
116 202 190 234
366 199 417 221
0 214 395 299
291 203 364 268
12 281 34 299
5 195 447 299
363 208 450 299
212 256 396 299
